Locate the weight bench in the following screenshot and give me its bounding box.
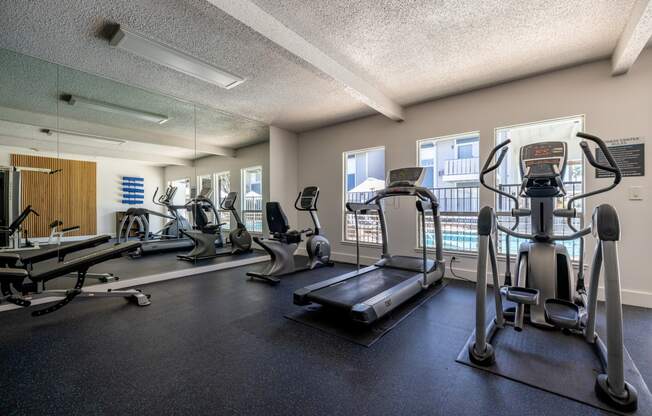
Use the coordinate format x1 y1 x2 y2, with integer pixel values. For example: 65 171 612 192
0 241 151 316
0 235 118 283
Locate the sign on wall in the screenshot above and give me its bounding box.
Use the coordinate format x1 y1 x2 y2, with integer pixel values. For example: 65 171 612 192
595 137 645 178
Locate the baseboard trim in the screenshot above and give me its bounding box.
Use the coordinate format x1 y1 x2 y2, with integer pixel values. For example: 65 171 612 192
0 255 269 314
441 264 652 309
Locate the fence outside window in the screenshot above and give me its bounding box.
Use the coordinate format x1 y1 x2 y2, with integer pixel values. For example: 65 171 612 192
496 181 583 259
346 182 583 260
242 195 263 232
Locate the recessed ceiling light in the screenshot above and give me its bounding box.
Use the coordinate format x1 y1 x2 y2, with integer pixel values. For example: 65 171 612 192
109 26 245 89
62 94 169 125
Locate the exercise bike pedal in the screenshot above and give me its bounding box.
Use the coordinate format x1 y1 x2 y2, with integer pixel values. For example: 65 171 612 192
505 286 539 305
544 298 581 330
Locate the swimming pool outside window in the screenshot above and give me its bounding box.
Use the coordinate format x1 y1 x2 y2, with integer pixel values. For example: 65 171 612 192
417 132 480 253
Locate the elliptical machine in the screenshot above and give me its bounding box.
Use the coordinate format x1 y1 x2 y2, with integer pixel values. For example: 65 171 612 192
178 191 252 261
468 133 637 411
247 186 333 284
118 185 191 242
177 187 225 261
220 192 253 254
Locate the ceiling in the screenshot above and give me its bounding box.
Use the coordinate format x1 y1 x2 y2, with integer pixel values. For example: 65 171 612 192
0 0 646 135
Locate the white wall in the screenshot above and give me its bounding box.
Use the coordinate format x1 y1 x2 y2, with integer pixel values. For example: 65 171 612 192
269 126 299 227
0 145 166 238
296 50 652 308
97 158 166 237
164 141 271 233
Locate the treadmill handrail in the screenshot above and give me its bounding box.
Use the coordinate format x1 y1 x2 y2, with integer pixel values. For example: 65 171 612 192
345 202 380 213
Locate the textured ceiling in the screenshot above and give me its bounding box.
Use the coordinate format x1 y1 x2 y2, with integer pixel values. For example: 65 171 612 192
251 0 639 106
0 0 372 133
0 0 644 134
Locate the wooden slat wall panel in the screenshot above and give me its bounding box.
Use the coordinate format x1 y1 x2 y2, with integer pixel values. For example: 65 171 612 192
10 154 97 237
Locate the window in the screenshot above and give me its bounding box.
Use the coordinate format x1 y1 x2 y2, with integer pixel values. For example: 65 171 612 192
196 174 215 223
215 171 231 230
242 166 263 232
456 137 478 159
495 116 584 259
343 147 385 244
167 178 190 205
417 132 480 252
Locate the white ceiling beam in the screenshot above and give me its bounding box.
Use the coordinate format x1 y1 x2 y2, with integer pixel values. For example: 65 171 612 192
612 0 652 75
206 0 404 121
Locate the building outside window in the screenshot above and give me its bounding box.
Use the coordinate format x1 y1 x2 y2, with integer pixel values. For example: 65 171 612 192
495 115 584 259
417 132 480 252
343 147 385 243
242 166 263 232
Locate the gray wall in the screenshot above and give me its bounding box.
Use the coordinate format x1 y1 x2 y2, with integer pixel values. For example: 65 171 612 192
165 141 271 234
296 50 652 308
269 126 299 227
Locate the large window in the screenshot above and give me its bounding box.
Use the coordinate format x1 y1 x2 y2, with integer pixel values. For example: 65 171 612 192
495 116 584 259
214 172 231 230
418 132 480 252
196 174 215 223
242 166 263 233
168 178 190 205
343 147 385 243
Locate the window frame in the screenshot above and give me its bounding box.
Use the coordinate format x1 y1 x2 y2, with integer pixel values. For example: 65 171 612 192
167 177 191 204
214 171 231 230
341 146 386 245
415 131 481 254
241 165 264 234
493 114 586 261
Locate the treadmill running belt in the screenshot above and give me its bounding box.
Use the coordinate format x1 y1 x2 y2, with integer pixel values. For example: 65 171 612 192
306 268 417 310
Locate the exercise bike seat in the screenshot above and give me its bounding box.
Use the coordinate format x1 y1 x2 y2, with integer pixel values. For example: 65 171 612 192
201 223 226 234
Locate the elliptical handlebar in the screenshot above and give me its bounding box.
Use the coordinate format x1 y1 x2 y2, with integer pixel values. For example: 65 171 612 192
565 132 622 217
480 140 520 212
576 132 621 183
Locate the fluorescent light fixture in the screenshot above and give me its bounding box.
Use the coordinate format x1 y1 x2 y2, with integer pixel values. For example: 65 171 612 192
40 129 128 146
63 95 169 125
110 26 245 89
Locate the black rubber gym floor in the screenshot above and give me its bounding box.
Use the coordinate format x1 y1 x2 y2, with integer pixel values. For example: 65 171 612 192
1 260 650 415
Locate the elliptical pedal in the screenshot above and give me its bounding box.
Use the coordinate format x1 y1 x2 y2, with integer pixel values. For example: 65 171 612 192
505 286 539 305
544 298 581 329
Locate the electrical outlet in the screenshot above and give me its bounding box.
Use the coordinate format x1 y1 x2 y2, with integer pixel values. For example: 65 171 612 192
629 186 643 201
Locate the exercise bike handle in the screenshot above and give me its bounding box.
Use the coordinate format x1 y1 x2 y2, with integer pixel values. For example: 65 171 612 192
576 132 622 184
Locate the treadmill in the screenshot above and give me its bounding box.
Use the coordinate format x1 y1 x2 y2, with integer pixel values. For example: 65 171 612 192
293 167 445 324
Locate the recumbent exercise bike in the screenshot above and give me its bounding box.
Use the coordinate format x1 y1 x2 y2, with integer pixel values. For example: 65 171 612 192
247 186 333 284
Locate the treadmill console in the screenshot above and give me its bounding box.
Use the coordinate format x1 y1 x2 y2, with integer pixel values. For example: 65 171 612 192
519 141 567 179
386 167 425 187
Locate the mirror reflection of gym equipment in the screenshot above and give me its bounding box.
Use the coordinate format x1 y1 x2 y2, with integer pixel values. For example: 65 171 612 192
1 3 651 416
